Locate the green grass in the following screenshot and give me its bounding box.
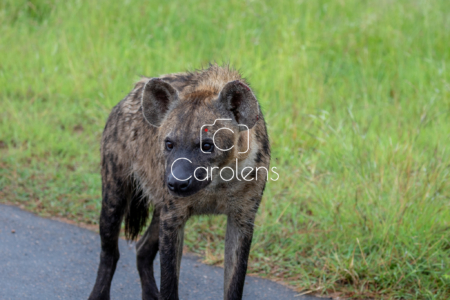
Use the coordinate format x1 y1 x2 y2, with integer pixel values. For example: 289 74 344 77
1 0 450 298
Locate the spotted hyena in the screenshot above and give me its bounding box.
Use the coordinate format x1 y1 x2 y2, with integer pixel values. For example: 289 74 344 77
88 64 271 300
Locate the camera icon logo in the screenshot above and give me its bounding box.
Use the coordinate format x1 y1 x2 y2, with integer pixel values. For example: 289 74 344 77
200 119 250 154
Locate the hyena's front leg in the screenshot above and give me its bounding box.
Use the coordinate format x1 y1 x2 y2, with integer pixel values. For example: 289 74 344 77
224 210 257 300
158 204 186 300
88 173 129 300
136 207 161 300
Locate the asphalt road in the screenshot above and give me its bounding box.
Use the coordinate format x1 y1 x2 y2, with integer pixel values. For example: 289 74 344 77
0 204 325 300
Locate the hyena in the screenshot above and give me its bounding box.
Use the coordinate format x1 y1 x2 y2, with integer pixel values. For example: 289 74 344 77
88 64 271 300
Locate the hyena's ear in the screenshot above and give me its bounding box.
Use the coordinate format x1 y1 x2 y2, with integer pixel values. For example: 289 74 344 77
217 80 260 130
141 78 179 127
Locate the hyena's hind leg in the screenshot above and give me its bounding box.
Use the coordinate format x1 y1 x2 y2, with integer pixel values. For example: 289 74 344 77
88 163 130 300
136 206 161 300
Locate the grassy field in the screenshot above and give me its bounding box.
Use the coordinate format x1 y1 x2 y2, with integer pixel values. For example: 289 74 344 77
1 0 450 298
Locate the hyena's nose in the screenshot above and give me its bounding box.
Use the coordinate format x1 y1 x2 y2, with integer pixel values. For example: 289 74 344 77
167 175 192 194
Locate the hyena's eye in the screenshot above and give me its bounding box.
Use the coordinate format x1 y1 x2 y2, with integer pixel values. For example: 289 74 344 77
201 142 214 152
165 141 174 151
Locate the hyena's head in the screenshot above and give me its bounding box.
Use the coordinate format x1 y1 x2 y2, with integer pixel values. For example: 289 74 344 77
141 78 260 197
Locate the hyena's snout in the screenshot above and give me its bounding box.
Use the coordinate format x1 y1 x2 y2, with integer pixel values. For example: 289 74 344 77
167 163 192 194
166 156 209 197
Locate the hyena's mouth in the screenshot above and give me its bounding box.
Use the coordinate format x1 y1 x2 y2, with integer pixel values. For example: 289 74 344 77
166 176 212 197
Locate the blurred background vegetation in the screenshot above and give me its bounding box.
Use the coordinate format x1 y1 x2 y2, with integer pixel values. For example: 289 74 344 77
1 0 449 298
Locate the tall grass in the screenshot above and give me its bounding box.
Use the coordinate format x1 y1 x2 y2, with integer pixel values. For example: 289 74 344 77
1 0 449 298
